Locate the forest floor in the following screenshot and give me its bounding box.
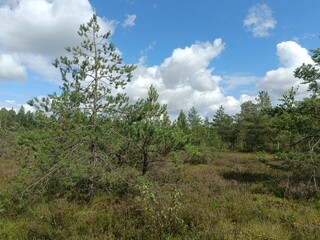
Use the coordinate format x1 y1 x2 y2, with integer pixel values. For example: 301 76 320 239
1 152 320 239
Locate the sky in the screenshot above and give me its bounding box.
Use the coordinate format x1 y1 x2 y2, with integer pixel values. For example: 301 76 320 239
0 0 319 118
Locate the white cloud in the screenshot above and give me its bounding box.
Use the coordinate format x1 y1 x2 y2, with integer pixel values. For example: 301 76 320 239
222 74 261 94
125 38 246 117
19 54 61 83
258 41 313 100
1 99 18 110
0 0 114 55
0 99 34 112
244 4 276 38
0 0 115 82
158 39 225 90
276 41 311 68
0 53 27 80
123 14 136 28
0 0 19 7
125 40 314 118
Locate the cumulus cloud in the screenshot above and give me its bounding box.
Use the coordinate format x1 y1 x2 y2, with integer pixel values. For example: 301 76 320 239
0 54 27 80
125 40 314 118
123 14 136 28
258 41 313 100
244 4 276 38
276 41 311 68
124 39 247 117
158 39 224 90
0 0 114 54
0 0 115 82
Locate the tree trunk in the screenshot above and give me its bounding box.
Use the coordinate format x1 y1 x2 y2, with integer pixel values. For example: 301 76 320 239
142 150 148 175
88 25 99 201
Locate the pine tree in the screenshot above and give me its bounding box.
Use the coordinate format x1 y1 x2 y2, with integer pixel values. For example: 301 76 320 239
294 48 320 98
26 14 136 200
213 105 234 147
176 110 189 133
125 86 187 174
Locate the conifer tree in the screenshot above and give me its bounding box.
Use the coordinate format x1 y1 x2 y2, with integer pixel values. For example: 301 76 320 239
27 14 136 200
176 110 189 133
294 48 320 98
125 86 187 174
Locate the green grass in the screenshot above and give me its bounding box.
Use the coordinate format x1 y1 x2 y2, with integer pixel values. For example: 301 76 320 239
1 152 319 239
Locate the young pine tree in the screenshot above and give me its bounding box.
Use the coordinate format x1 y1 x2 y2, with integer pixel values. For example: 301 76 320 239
125 86 187 174
26 14 136 200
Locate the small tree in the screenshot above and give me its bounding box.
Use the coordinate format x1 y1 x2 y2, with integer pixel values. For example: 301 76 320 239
26 14 136 200
234 93 275 152
235 101 259 151
126 86 187 175
213 105 234 148
176 110 189 134
256 91 272 111
187 107 201 131
271 88 320 188
187 107 203 145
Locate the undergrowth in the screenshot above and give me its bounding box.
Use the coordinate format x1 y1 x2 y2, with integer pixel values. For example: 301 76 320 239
1 152 319 239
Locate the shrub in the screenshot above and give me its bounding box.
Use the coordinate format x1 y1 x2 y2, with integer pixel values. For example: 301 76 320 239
184 145 208 164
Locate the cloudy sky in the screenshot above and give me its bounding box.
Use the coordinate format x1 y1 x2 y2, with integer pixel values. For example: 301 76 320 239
0 0 319 117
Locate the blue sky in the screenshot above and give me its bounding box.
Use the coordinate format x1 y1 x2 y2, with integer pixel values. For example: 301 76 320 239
0 0 319 117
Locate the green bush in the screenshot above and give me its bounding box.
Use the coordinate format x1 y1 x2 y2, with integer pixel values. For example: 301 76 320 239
184 144 208 164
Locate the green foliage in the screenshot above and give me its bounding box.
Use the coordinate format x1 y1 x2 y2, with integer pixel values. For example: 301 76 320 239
124 85 187 174
213 105 235 148
186 107 203 145
3 14 320 240
280 74 320 187
235 96 274 152
176 109 189 133
269 88 320 193
17 14 136 202
0 108 17 159
184 106 222 150
256 90 272 111
184 144 205 164
135 182 187 237
16 106 36 128
2 150 320 239
294 48 320 98
187 106 202 131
